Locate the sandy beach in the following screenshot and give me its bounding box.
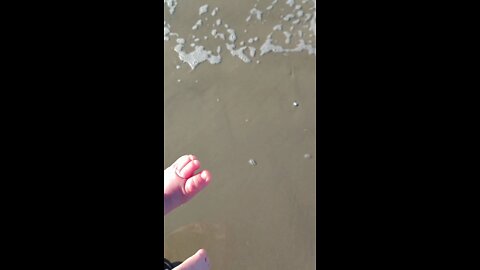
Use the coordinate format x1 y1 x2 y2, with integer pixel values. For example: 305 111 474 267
164 1 316 269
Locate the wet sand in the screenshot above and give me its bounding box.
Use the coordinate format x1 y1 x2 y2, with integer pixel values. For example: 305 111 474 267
164 1 316 269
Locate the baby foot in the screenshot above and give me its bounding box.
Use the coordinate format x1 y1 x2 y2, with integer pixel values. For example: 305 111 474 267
164 155 211 216
174 249 210 270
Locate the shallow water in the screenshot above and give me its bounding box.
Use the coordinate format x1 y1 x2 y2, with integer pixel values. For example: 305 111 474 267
164 1 316 269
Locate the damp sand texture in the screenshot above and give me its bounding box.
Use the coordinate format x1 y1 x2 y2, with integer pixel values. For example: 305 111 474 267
164 1 316 269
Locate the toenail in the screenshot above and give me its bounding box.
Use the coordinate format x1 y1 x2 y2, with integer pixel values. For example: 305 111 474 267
176 172 185 179
174 166 186 179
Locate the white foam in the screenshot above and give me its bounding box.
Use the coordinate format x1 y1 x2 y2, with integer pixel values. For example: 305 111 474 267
283 31 292 44
211 29 225 40
164 22 179 41
227 29 237 43
260 33 315 56
165 0 315 69
266 0 278 10
260 34 284 56
164 26 171 41
309 11 316 36
246 8 262 22
192 20 202 30
211 7 219 16
289 39 316 55
304 13 312 21
164 0 178 15
226 44 251 63
249 47 256 58
283 14 295 21
199 4 209 15
174 42 222 70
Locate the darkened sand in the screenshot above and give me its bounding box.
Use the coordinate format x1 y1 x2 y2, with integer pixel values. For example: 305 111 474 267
164 1 316 269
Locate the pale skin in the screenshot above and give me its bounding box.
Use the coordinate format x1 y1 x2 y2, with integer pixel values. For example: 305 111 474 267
165 155 212 270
